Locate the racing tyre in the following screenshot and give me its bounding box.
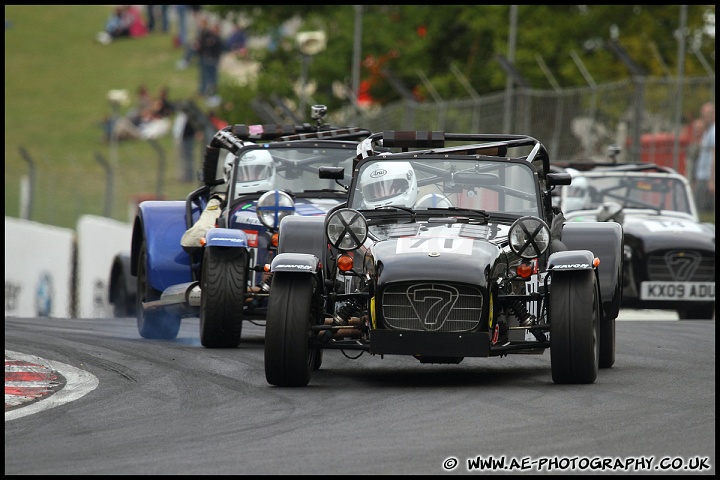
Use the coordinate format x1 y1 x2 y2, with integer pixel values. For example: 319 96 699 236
677 303 715 320
136 240 181 340
200 246 248 348
111 269 134 317
312 348 323 371
599 317 615 369
549 270 599 384
264 272 319 387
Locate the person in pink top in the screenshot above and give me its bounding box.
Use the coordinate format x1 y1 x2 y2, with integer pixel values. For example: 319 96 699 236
97 5 148 44
126 5 149 38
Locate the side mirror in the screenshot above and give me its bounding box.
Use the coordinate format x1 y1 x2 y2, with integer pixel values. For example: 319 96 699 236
319 166 347 190
319 166 344 179
547 172 572 187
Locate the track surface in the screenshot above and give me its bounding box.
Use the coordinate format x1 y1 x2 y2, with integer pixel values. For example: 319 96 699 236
4 313 715 475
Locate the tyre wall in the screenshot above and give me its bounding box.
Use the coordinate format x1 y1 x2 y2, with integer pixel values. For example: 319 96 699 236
5 217 74 318
76 215 132 318
4 215 131 319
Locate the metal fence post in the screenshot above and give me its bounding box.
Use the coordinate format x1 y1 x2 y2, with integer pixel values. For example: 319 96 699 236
18 146 35 221
94 152 114 218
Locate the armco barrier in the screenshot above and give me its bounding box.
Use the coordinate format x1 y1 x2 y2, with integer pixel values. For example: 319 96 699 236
5 215 132 319
5 217 74 318
76 215 133 318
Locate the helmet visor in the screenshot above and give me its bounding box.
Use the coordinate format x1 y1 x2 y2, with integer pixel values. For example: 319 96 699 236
238 164 272 182
362 177 409 203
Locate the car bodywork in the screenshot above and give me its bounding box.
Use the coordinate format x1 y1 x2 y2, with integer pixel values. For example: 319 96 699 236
128 108 371 345
558 163 715 319
264 131 624 387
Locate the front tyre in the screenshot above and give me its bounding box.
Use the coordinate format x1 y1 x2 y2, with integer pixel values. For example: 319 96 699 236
264 272 318 387
200 246 248 348
550 270 599 384
136 240 181 340
599 317 615 369
312 348 323 371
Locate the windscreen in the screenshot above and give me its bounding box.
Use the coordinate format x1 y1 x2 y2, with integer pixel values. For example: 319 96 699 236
350 156 540 216
231 144 356 198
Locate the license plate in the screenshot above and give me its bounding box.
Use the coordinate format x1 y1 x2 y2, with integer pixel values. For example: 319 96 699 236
640 282 715 301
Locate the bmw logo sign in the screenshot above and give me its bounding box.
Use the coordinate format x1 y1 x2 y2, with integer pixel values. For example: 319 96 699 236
35 272 54 317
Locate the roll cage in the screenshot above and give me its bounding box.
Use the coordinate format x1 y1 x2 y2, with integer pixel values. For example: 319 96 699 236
353 131 572 221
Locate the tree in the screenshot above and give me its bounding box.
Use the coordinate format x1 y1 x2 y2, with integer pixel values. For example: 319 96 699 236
207 5 715 118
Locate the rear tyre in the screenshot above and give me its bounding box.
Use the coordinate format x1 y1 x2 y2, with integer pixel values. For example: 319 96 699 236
136 240 181 339
111 270 132 317
550 270 599 384
200 246 248 348
264 272 318 387
677 303 715 320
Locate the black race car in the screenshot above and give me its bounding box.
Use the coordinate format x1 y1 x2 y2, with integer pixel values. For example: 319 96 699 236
558 162 715 320
264 131 624 387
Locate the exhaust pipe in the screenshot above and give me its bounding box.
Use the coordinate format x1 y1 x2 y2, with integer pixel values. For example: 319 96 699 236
142 282 201 313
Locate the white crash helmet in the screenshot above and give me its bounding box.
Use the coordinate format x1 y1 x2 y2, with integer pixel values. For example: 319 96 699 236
234 147 276 193
563 168 592 212
359 161 418 208
222 151 236 184
415 193 453 209
220 140 258 184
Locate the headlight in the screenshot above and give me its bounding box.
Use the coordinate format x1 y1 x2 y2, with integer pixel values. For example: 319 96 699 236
326 208 368 251
508 216 551 259
257 190 295 229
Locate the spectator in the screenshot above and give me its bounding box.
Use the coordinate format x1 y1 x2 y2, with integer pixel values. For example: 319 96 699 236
175 5 204 69
685 117 705 186
126 85 153 125
173 5 188 48
145 5 169 34
126 5 149 38
139 86 175 139
225 21 248 58
97 5 148 44
172 100 208 182
693 102 715 215
152 86 175 119
109 85 173 142
102 85 150 141
197 19 223 100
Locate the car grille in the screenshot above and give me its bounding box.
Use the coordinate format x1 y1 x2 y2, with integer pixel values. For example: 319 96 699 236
646 250 715 282
381 282 484 332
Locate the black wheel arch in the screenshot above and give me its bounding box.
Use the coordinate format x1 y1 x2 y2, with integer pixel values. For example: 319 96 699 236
561 222 624 321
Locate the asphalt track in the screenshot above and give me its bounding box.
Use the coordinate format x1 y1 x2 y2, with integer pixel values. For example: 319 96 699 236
4 309 680 418
4 310 715 475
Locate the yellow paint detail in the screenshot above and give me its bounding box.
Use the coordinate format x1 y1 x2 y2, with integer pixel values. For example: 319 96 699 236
488 291 494 329
370 296 376 329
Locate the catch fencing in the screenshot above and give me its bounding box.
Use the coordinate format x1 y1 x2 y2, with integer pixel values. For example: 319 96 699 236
335 75 715 175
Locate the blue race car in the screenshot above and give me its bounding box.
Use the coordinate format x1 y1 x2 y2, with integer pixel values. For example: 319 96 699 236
130 106 371 346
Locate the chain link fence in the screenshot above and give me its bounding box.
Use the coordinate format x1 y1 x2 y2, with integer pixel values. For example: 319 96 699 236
335 75 715 175
13 75 715 228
